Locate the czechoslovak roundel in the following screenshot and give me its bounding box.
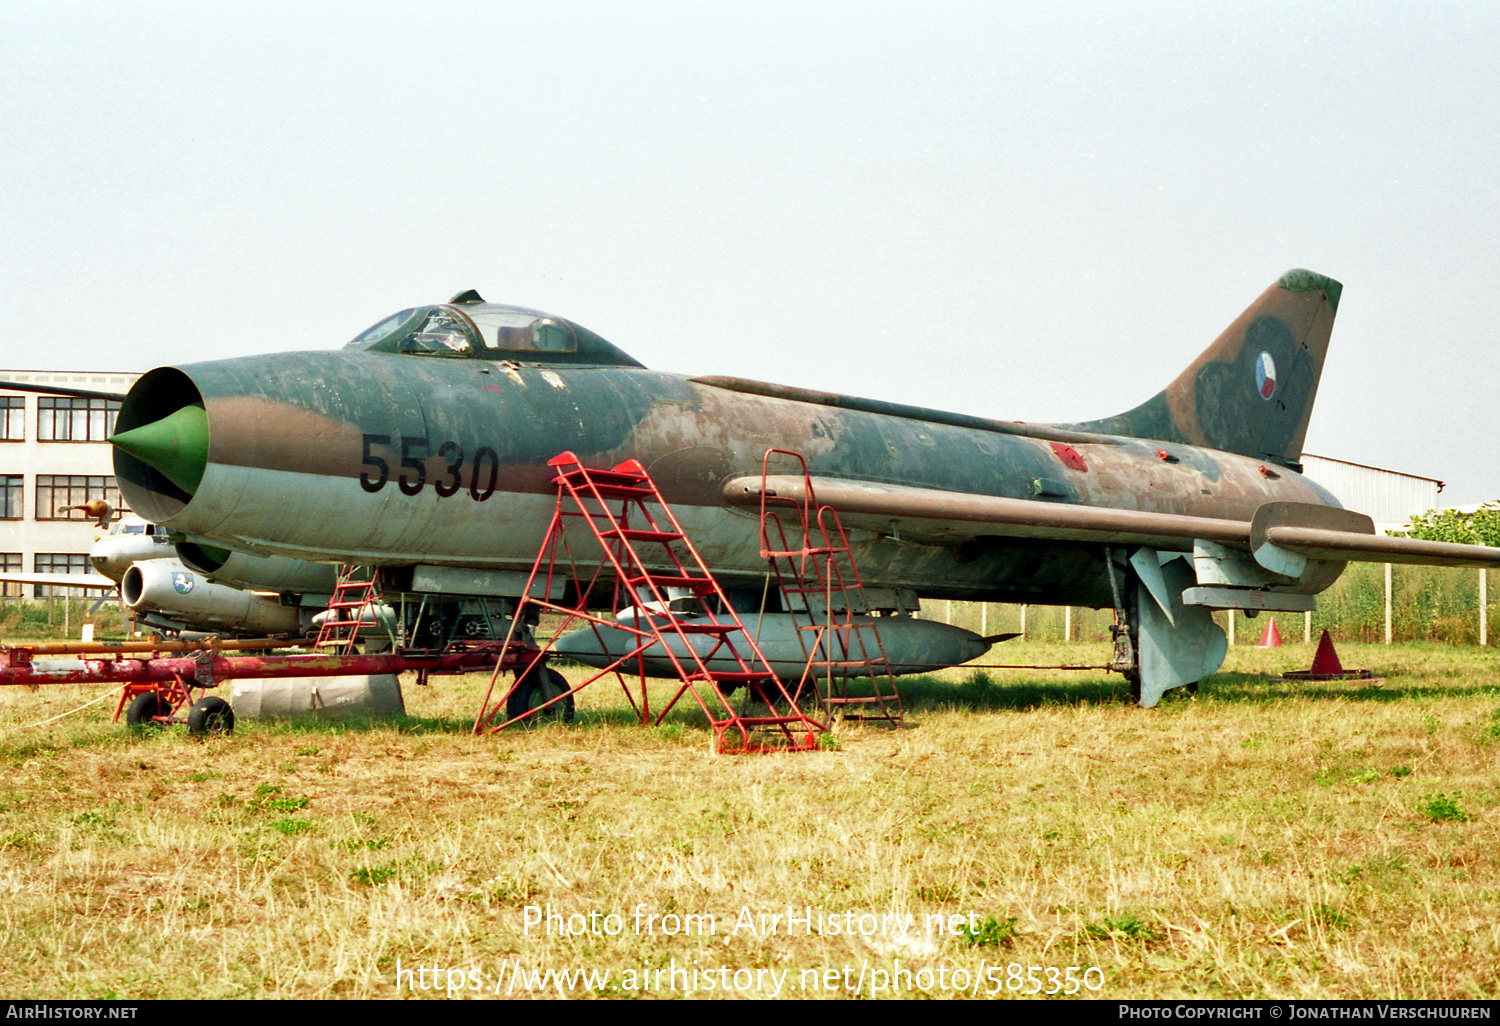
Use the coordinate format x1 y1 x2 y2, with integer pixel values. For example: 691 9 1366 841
1255 352 1277 400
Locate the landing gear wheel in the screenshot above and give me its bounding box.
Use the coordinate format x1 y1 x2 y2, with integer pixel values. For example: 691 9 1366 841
507 666 575 724
187 696 235 736
126 691 167 731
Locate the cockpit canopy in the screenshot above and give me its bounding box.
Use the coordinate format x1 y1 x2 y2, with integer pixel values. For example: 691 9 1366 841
345 292 645 368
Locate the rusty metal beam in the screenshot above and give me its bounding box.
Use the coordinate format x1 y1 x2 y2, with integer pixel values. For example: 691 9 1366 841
0 645 516 689
16 637 295 656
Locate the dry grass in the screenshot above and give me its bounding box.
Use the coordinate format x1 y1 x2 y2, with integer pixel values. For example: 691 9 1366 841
0 639 1497 999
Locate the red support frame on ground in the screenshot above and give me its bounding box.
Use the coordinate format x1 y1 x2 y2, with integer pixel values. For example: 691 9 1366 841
757 449 904 728
473 452 825 753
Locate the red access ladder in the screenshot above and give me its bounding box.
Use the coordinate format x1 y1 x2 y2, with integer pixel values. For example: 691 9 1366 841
474 452 824 753
313 565 381 654
758 450 904 728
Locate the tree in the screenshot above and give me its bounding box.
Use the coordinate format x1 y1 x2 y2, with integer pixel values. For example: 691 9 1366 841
1395 501 1500 547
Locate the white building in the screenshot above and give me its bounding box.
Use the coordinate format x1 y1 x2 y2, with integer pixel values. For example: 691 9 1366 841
1301 454 1445 531
0 371 141 596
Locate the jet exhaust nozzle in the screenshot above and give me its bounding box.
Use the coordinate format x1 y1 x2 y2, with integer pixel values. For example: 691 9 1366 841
122 560 301 635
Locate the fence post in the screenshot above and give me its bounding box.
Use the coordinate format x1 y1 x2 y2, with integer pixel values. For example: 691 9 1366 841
1384 563 1393 645
1482 569 1489 647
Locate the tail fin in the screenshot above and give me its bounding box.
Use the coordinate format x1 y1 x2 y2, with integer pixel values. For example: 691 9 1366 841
1070 269 1342 468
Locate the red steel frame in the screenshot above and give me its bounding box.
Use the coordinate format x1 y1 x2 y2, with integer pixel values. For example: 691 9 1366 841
473 452 825 753
0 642 521 726
313 566 382 654
757 449 904 727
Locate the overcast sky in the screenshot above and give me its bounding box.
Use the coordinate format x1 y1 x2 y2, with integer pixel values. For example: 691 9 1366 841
4 1 1497 504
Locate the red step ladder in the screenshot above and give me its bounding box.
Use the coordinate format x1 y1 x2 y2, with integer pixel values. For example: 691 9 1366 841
758 450 904 728
474 452 825 753
313 566 381 654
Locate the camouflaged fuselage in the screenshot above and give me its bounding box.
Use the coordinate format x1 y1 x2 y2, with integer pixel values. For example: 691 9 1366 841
115 347 1341 609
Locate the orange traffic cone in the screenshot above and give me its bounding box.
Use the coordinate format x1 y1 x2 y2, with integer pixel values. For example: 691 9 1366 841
1306 630 1344 674
1282 630 1374 681
1257 618 1282 648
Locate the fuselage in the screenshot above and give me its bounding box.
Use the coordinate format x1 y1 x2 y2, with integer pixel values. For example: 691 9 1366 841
112 345 1341 609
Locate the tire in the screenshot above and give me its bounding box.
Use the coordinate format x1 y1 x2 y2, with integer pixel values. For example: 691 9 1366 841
506 666 575 724
126 691 167 731
187 696 235 736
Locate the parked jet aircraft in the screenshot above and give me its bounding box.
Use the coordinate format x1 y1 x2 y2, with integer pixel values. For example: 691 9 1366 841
0 510 338 636
103 271 1500 705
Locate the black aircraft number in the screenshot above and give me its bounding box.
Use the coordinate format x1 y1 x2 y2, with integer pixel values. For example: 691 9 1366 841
360 433 499 501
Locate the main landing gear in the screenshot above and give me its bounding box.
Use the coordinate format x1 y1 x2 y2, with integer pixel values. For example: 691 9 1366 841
1105 546 1226 707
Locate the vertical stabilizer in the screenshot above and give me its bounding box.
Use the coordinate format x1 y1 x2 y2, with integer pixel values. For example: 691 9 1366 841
1071 270 1342 467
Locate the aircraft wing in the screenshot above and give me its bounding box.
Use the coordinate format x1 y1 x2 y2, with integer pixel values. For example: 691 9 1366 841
0 572 117 590
725 474 1251 550
724 476 1500 569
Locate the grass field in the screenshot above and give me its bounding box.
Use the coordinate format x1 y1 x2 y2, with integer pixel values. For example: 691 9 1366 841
0 638 1496 1000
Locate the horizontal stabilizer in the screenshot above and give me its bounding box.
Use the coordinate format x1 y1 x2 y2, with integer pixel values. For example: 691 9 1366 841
1251 501 1500 570
1260 526 1500 569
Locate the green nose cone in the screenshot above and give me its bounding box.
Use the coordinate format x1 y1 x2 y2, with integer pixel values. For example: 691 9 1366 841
108 403 209 495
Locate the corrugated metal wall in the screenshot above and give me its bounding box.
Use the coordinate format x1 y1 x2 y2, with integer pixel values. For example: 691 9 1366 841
1302 454 1442 530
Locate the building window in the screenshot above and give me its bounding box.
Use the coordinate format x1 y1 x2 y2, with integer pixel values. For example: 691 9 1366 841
35 476 123 520
0 397 22 441
0 476 19 519
33 552 95 598
0 553 20 598
38 397 120 442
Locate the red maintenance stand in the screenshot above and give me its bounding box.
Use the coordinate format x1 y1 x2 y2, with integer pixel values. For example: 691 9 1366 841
474 452 825 753
756 449 904 728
